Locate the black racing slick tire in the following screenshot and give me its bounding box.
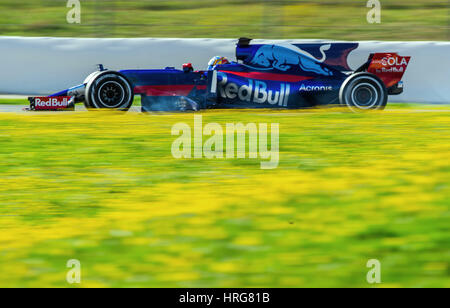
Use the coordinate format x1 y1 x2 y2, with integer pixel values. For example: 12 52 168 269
339 73 388 111
85 71 134 111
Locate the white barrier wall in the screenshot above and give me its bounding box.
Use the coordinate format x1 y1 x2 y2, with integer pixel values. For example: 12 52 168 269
0 36 449 103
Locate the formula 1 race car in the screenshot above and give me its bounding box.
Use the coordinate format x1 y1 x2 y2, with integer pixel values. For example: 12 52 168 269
28 38 410 112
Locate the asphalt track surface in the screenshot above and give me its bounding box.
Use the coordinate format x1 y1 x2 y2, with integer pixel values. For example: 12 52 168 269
1 104 449 114
0 105 143 113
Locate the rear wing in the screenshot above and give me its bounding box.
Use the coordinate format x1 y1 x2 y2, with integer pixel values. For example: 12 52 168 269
357 53 411 89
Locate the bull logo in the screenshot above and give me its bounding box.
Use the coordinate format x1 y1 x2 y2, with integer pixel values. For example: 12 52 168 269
250 45 333 76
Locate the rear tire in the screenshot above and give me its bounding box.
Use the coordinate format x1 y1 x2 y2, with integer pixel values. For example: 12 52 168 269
85 71 133 111
339 73 387 111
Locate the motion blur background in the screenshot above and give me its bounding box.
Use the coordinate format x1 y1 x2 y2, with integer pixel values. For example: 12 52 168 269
0 0 449 289
0 0 448 40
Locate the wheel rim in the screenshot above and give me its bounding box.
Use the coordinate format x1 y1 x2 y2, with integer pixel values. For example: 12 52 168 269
350 83 379 109
98 81 125 108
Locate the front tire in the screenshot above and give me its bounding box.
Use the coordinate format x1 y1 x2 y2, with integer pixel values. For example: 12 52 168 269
339 73 387 111
85 71 133 111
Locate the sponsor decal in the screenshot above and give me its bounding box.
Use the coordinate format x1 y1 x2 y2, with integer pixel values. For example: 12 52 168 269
237 43 359 72
218 73 290 107
378 67 404 73
299 84 333 92
248 45 333 76
374 56 408 73
368 53 411 88
33 97 71 110
381 56 409 67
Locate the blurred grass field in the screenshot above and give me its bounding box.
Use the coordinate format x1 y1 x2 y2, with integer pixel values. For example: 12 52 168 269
0 0 448 40
0 106 448 287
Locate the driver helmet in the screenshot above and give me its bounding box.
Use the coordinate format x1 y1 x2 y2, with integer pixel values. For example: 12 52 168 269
182 63 194 73
207 56 230 70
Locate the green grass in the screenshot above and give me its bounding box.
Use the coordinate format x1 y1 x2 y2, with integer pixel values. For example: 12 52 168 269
0 106 448 287
0 99 25 105
0 0 448 40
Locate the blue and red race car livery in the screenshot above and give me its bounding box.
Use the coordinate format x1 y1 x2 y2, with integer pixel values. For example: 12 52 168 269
29 38 411 112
